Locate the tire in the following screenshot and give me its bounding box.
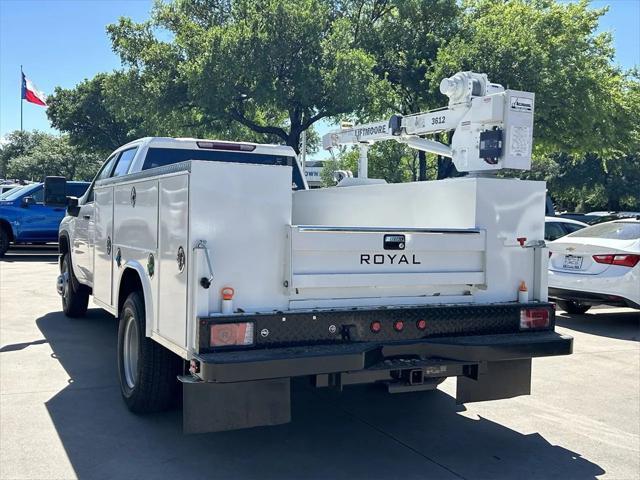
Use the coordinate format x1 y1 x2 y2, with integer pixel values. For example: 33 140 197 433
0 227 9 257
117 291 182 413
557 300 591 315
61 252 89 317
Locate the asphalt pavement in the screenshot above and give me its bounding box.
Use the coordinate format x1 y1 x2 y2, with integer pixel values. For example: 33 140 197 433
1 246 639 479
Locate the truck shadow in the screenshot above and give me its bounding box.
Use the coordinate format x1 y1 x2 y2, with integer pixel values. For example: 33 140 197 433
36 309 605 480
556 309 640 342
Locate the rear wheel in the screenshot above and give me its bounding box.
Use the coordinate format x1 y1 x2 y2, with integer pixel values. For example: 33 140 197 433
117 291 182 413
557 300 591 315
60 252 89 317
0 227 10 257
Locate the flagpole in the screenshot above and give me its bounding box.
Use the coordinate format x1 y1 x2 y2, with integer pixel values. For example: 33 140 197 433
20 65 23 132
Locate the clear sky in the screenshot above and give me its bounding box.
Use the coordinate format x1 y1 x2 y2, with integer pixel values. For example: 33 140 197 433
1 0 639 157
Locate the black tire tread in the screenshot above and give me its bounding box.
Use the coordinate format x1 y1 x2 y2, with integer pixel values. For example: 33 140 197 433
62 253 89 317
557 300 591 315
0 227 9 257
118 291 182 413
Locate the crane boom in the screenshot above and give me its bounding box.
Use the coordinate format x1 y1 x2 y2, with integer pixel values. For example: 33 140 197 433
322 72 535 176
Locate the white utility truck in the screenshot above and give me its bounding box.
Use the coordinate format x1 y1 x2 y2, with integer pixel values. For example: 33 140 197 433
45 71 572 433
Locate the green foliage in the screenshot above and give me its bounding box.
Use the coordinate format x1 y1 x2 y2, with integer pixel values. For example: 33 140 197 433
1 131 102 182
321 142 419 185
0 130 50 178
47 74 139 153
106 0 382 153
350 0 461 115
40 0 639 212
522 152 640 212
432 0 633 157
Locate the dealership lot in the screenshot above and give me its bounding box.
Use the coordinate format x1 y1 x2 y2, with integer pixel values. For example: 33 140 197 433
1 247 638 480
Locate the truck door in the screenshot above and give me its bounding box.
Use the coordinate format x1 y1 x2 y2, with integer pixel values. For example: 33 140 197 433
19 186 66 241
93 185 114 305
92 148 138 307
74 154 119 286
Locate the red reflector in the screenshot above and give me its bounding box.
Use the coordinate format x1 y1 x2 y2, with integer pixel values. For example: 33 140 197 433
370 321 382 333
416 319 427 330
197 141 256 152
210 322 254 347
393 320 404 332
520 308 550 330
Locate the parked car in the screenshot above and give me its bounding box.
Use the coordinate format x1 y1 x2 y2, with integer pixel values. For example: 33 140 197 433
548 218 640 313
0 181 89 256
558 212 601 224
587 211 640 217
545 216 588 241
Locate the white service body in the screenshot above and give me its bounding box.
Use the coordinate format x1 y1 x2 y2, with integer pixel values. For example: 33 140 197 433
89 159 547 359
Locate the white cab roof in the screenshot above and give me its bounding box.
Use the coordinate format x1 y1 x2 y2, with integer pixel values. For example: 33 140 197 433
118 137 296 158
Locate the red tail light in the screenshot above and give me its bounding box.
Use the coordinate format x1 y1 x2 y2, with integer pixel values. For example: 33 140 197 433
393 320 404 332
612 255 640 267
593 254 640 267
520 308 550 329
210 322 254 347
370 321 382 333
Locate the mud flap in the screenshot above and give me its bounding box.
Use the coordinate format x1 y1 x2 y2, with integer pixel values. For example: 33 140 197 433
456 359 531 404
182 378 291 434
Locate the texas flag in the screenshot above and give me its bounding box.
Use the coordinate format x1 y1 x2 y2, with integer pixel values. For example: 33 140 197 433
21 72 47 106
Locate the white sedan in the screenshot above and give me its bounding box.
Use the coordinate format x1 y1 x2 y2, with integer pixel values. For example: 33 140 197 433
548 218 640 313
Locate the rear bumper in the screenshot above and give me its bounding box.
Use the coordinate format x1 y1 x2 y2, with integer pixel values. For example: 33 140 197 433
549 287 640 309
195 331 573 383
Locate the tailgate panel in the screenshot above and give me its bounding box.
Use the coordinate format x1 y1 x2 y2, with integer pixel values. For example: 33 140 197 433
289 227 486 299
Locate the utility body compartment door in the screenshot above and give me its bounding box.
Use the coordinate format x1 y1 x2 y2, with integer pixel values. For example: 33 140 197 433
93 187 114 305
288 227 486 304
157 174 189 347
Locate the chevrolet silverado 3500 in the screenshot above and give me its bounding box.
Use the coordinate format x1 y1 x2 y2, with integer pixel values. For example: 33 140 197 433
46 72 572 433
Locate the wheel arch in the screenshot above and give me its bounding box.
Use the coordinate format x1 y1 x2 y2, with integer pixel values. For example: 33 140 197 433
58 231 70 269
116 262 155 337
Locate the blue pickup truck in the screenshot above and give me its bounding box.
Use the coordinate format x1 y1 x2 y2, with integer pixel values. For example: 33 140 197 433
0 181 89 257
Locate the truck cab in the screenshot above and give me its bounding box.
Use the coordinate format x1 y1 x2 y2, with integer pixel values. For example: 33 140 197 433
0 181 89 256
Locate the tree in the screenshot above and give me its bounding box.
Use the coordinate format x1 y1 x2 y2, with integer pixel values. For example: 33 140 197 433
342 0 460 180
322 142 418 185
0 130 50 178
431 0 635 157
47 74 140 153
47 70 282 153
1 131 102 182
107 0 383 153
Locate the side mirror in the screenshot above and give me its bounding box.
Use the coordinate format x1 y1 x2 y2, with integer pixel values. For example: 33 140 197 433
44 176 67 206
21 196 36 207
66 197 80 217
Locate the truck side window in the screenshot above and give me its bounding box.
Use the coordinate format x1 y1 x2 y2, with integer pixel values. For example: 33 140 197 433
86 153 120 203
111 148 138 177
31 187 44 204
67 183 90 198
